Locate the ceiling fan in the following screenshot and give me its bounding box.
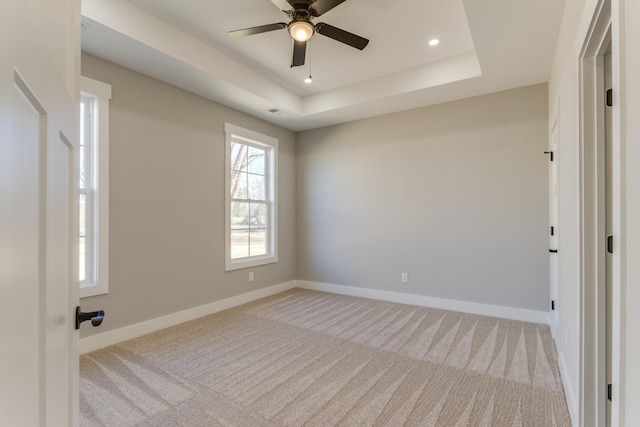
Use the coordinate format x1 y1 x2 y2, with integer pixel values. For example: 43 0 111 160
228 0 369 67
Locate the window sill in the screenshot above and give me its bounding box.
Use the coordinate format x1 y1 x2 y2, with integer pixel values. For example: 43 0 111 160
80 283 109 299
225 255 278 271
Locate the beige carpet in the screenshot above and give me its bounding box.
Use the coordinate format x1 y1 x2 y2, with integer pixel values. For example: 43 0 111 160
80 289 572 426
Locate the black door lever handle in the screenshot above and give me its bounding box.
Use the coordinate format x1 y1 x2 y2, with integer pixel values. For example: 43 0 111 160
549 249 558 253
75 306 105 329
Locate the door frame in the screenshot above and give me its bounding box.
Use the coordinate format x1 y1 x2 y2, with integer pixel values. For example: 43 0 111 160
549 117 560 342
578 0 613 425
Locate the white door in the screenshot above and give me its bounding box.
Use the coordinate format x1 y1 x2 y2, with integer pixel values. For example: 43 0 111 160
0 0 80 426
548 121 560 340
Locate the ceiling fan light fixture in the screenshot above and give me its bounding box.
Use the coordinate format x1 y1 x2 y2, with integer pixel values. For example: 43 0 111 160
289 19 315 42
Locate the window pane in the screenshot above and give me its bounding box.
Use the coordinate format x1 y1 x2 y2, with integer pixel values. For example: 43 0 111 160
249 203 267 228
231 202 249 230
79 145 86 188
230 230 249 259
79 236 86 282
230 142 247 172
248 173 266 200
79 193 86 236
247 146 265 175
79 99 87 149
249 230 267 256
79 192 89 283
231 171 248 199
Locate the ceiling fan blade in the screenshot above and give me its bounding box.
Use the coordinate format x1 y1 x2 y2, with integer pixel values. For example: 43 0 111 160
315 23 369 50
228 23 287 38
291 40 307 67
269 0 293 12
309 0 346 16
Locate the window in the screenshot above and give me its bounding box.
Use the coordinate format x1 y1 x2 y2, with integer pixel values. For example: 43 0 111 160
225 123 278 271
79 76 111 298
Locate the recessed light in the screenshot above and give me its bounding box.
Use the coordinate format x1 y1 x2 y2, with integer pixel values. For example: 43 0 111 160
429 39 440 46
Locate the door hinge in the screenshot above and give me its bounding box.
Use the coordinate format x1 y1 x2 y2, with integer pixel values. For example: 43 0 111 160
550 226 555 236
607 236 613 254
551 300 555 311
606 89 613 107
607 383 612 401
544 151 554 161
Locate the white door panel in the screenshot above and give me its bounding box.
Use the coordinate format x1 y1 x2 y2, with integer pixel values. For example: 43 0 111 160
46 133 74 425
2 74 45 427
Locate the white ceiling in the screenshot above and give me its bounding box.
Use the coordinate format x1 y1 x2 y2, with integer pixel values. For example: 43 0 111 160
81 0 566 132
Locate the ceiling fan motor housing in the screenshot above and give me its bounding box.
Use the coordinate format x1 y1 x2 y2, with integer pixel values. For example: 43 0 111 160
291 1 316 15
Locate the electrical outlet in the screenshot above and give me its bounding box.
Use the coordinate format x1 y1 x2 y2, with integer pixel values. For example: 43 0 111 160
249 272 254 282
401 273 408 283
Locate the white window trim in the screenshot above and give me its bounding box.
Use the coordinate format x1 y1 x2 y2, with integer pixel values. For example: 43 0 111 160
80 76 111 298
224 122 278 271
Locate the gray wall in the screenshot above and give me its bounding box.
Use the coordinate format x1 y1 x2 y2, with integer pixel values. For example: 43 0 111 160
80 53 297 337
81 51 549 339
296 84 549 311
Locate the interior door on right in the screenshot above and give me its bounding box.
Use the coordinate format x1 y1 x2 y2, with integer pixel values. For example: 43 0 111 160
549 120 560 341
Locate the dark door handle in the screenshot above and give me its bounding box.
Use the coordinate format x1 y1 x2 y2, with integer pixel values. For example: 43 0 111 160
549 249 558 253
75 306 105 329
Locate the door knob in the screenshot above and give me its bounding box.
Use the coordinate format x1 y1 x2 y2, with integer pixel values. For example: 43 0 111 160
75 306 105 329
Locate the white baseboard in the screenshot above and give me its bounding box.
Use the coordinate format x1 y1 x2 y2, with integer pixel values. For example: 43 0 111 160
79 280 297 354
296 280 551 325
557 350 578 426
